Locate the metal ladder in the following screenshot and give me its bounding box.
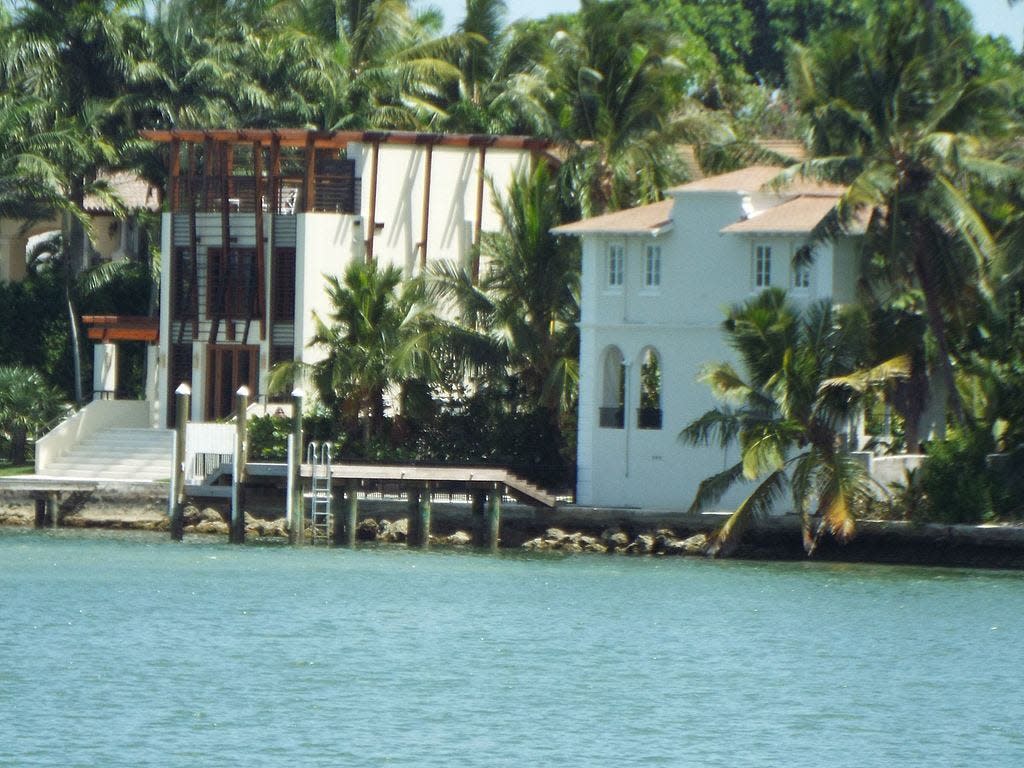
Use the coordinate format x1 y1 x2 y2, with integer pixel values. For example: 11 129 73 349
306 442 333 544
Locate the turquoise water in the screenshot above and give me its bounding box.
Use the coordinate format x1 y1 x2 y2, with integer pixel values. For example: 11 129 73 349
2 528 1023 767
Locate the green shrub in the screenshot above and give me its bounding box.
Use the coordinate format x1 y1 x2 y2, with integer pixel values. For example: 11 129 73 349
914 430 994 524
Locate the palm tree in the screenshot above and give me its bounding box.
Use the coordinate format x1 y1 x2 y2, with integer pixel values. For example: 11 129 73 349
274 0 462 129
0 365 67 465
681 289 908 556
439 1 553 135
430 162 579 423
782 0 1021 431
547 0 726 216
277 261 438 445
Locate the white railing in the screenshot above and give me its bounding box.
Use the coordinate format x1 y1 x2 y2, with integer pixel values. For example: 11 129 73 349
852 451 926 496
184 422 235 485
36 399 150 474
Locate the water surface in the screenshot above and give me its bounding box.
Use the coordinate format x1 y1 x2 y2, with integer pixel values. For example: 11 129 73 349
2 528 1022 767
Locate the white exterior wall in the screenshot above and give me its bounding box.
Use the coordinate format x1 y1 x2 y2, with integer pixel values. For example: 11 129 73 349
576 187 861 510
349 142 531 275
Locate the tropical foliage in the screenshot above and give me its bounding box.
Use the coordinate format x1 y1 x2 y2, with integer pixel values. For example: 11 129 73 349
0 0 1023 518
681 289 908 556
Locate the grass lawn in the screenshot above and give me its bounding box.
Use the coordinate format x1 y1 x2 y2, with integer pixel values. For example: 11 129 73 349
0 464 34 477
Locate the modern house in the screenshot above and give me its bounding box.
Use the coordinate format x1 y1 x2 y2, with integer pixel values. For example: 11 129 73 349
137 128 552 427
553 166 864 510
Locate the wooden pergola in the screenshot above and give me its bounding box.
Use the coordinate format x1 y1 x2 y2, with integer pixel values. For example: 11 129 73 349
141 128 556 274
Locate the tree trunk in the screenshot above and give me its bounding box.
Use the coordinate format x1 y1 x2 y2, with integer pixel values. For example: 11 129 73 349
10 426 28 466
913 237 965 428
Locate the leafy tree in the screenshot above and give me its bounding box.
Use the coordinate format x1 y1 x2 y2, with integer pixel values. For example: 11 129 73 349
275 260 437 445
681 288 908 556
784 0 1021 433
0 365 67 465
430 162 579 484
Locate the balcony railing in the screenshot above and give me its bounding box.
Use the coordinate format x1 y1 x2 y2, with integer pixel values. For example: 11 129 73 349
172 173 360 215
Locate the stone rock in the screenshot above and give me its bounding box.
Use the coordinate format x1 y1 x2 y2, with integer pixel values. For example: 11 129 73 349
544 527 570 542
196 519 228 535
681 533 709 555
182 505 201 526
378 518 408 543
625 534 655 554
356 518 380 541
601 529 630 551
445 530 472 546
578 535 608 553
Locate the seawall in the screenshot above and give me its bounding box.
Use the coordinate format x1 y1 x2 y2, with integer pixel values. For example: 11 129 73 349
2 483 1023 569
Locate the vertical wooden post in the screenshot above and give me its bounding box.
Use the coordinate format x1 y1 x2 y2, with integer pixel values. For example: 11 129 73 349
47 492 59 529
34 496 45 529
168 139 180 212
365 140 380 264
339 478 358 548
230 385 249 543
486 487 502 552
253 141 266 341
303 134 316 213
471 490 486 547
406 486 420 547
418 483 432 550
289 388 305 545
170 383 191 541
472 146 487 283
419 144 433 270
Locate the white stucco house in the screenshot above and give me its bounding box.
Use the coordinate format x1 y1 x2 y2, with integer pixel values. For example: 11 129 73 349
553 166 864 510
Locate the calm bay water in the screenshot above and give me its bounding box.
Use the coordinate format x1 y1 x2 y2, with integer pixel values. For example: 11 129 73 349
1 528 1023 767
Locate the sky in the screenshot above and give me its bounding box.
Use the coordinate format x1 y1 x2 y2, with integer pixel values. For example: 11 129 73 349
423 0 1024 50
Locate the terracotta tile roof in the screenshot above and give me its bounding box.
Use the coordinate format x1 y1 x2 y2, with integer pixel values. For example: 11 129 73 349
83 172 161 213
721 195 841 234
667 165 845 196
551 199 673 236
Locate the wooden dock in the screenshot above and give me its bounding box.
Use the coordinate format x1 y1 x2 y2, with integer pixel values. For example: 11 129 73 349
296 463 557 508
0 477 99 528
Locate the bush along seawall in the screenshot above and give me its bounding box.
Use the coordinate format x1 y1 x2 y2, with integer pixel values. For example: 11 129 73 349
3 484 1024 570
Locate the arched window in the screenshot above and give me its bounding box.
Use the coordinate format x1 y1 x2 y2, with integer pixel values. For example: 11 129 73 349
599 346 625 428
637 348 662 429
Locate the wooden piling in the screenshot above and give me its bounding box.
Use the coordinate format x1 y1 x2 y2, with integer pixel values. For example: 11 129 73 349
47 492 59 529
471 491 486 547
170 383 190 541
34 497 45 529
230 386 249 544
338 479 358 548
419 484 432 550
289 388 305 545
406 487 420 546
485 487 502 552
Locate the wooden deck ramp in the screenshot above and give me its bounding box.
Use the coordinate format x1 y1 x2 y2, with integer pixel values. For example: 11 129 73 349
298 463 557 508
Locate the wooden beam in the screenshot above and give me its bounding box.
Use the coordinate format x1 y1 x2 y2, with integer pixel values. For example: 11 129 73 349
472 146 486 283
168 139 180 213
419 144 433 270
366 140 380 264
303 133 316 213
253 140 266 341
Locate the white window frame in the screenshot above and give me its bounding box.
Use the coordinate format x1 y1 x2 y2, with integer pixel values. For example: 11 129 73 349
606 242 625 290
643 244 661 291
792 262 812 292
753 244 772 289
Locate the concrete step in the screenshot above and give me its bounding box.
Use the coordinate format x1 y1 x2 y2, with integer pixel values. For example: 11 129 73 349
43 427 175 482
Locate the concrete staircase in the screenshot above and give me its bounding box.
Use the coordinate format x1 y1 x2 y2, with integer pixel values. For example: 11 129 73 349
37 427 174 483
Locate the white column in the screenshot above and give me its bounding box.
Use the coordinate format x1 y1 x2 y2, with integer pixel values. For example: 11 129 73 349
93 342 118 400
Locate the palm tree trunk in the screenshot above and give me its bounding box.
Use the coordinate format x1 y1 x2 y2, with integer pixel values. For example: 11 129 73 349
66 285 84 406
913 241 965 427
